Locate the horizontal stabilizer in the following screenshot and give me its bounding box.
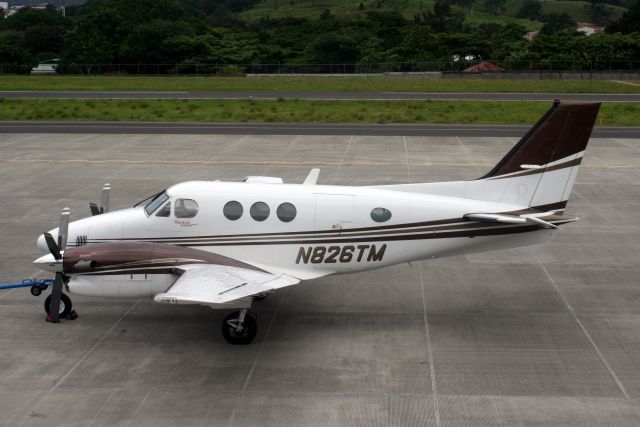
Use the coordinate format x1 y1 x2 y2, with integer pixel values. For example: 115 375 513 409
464 213 527 224
464 212 568 229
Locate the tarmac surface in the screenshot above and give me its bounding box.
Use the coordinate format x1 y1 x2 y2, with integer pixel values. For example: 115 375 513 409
1 90 640 102
1 132 639 426
3 121 640 138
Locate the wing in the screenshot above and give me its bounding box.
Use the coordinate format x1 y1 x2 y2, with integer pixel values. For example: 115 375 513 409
154 264 300 306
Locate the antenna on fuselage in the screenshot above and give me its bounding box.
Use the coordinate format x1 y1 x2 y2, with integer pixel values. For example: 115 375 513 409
303 168 320 185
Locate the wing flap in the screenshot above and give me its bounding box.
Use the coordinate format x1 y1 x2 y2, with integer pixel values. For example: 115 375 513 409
154 264 300 305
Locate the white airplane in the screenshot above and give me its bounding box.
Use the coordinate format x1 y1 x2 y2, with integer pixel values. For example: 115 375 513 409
34 101 600 344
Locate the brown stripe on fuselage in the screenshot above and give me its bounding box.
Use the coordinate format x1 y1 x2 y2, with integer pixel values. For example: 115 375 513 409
63 242 266 275
488 157 583 180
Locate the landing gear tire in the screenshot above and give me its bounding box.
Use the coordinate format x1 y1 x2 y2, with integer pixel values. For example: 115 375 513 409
44 293 72 318
222 310 257 345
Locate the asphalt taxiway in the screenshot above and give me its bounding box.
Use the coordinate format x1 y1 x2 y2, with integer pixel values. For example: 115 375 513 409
1 90 640 102
1 132 639 426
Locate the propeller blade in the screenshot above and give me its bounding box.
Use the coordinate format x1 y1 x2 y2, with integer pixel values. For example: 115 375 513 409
58 207 70 250
101 183 111 214
43 232 61 260
89 203 101 216
48 272 64 323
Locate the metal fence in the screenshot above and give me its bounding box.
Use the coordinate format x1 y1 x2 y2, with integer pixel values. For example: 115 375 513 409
3 60 640 75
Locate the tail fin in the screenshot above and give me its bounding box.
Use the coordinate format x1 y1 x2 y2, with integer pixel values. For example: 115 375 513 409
476 101 600 211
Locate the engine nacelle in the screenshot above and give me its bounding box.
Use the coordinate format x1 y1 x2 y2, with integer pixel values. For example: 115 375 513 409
67 274 173 298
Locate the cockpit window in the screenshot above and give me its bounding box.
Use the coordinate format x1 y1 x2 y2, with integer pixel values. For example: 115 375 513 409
144 191 169 216
155 202 171 217
175 199 198 218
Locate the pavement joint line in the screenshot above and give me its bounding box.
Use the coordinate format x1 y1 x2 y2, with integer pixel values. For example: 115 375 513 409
264 134 301 174
18 298 142 424
86 388 118 427
329 135 354 185
125 389 152 427
533 253 631 400
225 292 287 427
209 134 250 161
0 158 636 170
455 136 482 175
418 264 441 427
403 136 411 182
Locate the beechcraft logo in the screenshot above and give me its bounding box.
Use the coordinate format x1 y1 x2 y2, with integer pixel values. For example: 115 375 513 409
296 244 386 264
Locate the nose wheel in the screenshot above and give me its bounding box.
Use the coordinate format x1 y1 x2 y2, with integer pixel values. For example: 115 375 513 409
44 293 74 321
222 309 257 345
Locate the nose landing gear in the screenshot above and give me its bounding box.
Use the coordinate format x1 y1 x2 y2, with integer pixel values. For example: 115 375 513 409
222 309 257 345
44 293 74 321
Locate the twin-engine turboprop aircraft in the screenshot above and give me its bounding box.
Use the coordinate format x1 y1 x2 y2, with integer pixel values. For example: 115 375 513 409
34 101 600 344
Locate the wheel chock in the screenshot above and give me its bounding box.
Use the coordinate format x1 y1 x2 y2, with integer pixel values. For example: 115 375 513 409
45 314 59 323
68 310 78 320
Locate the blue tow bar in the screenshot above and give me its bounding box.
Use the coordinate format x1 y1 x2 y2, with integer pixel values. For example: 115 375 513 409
0 279 55 296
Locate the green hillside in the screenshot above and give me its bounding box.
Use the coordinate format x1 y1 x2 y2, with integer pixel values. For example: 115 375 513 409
541 0 626 23
241 0 625 27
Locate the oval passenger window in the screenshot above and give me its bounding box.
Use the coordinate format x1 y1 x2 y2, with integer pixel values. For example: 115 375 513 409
223 201 243 220
370 207 392 222
276 202 297 222
250 202 270 221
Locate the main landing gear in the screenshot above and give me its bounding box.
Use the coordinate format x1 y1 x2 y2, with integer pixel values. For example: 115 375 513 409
222 309 257 345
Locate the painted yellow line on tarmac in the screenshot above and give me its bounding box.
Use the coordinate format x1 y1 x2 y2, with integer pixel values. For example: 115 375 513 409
0 158 635 169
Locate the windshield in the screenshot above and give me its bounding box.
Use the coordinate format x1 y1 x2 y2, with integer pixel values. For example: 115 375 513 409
144 191 169 216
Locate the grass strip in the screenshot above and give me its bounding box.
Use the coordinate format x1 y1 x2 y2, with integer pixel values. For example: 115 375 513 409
0 76 638 94
0 99 638 126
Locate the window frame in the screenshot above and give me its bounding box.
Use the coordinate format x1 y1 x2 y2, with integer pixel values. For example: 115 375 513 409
370 207 392 223
174 198 199 219
250 201 270 222
144 191 169 216
223 200 244 221
155 201 172 217
276 202 297 223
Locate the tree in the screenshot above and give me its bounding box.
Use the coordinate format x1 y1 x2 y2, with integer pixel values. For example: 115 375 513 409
416 0 465 34
606 0 640 33
450 0 473 8
540 12 576 35
484 0 506 15
587 0 610 23
320 9 334 20
62 8 125 65
516 0 543 20
311 33 359 63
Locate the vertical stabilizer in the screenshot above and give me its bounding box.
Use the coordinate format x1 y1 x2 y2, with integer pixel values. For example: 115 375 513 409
473 101 601 210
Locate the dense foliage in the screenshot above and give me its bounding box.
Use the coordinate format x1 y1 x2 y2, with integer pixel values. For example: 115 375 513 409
1 0 639 71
